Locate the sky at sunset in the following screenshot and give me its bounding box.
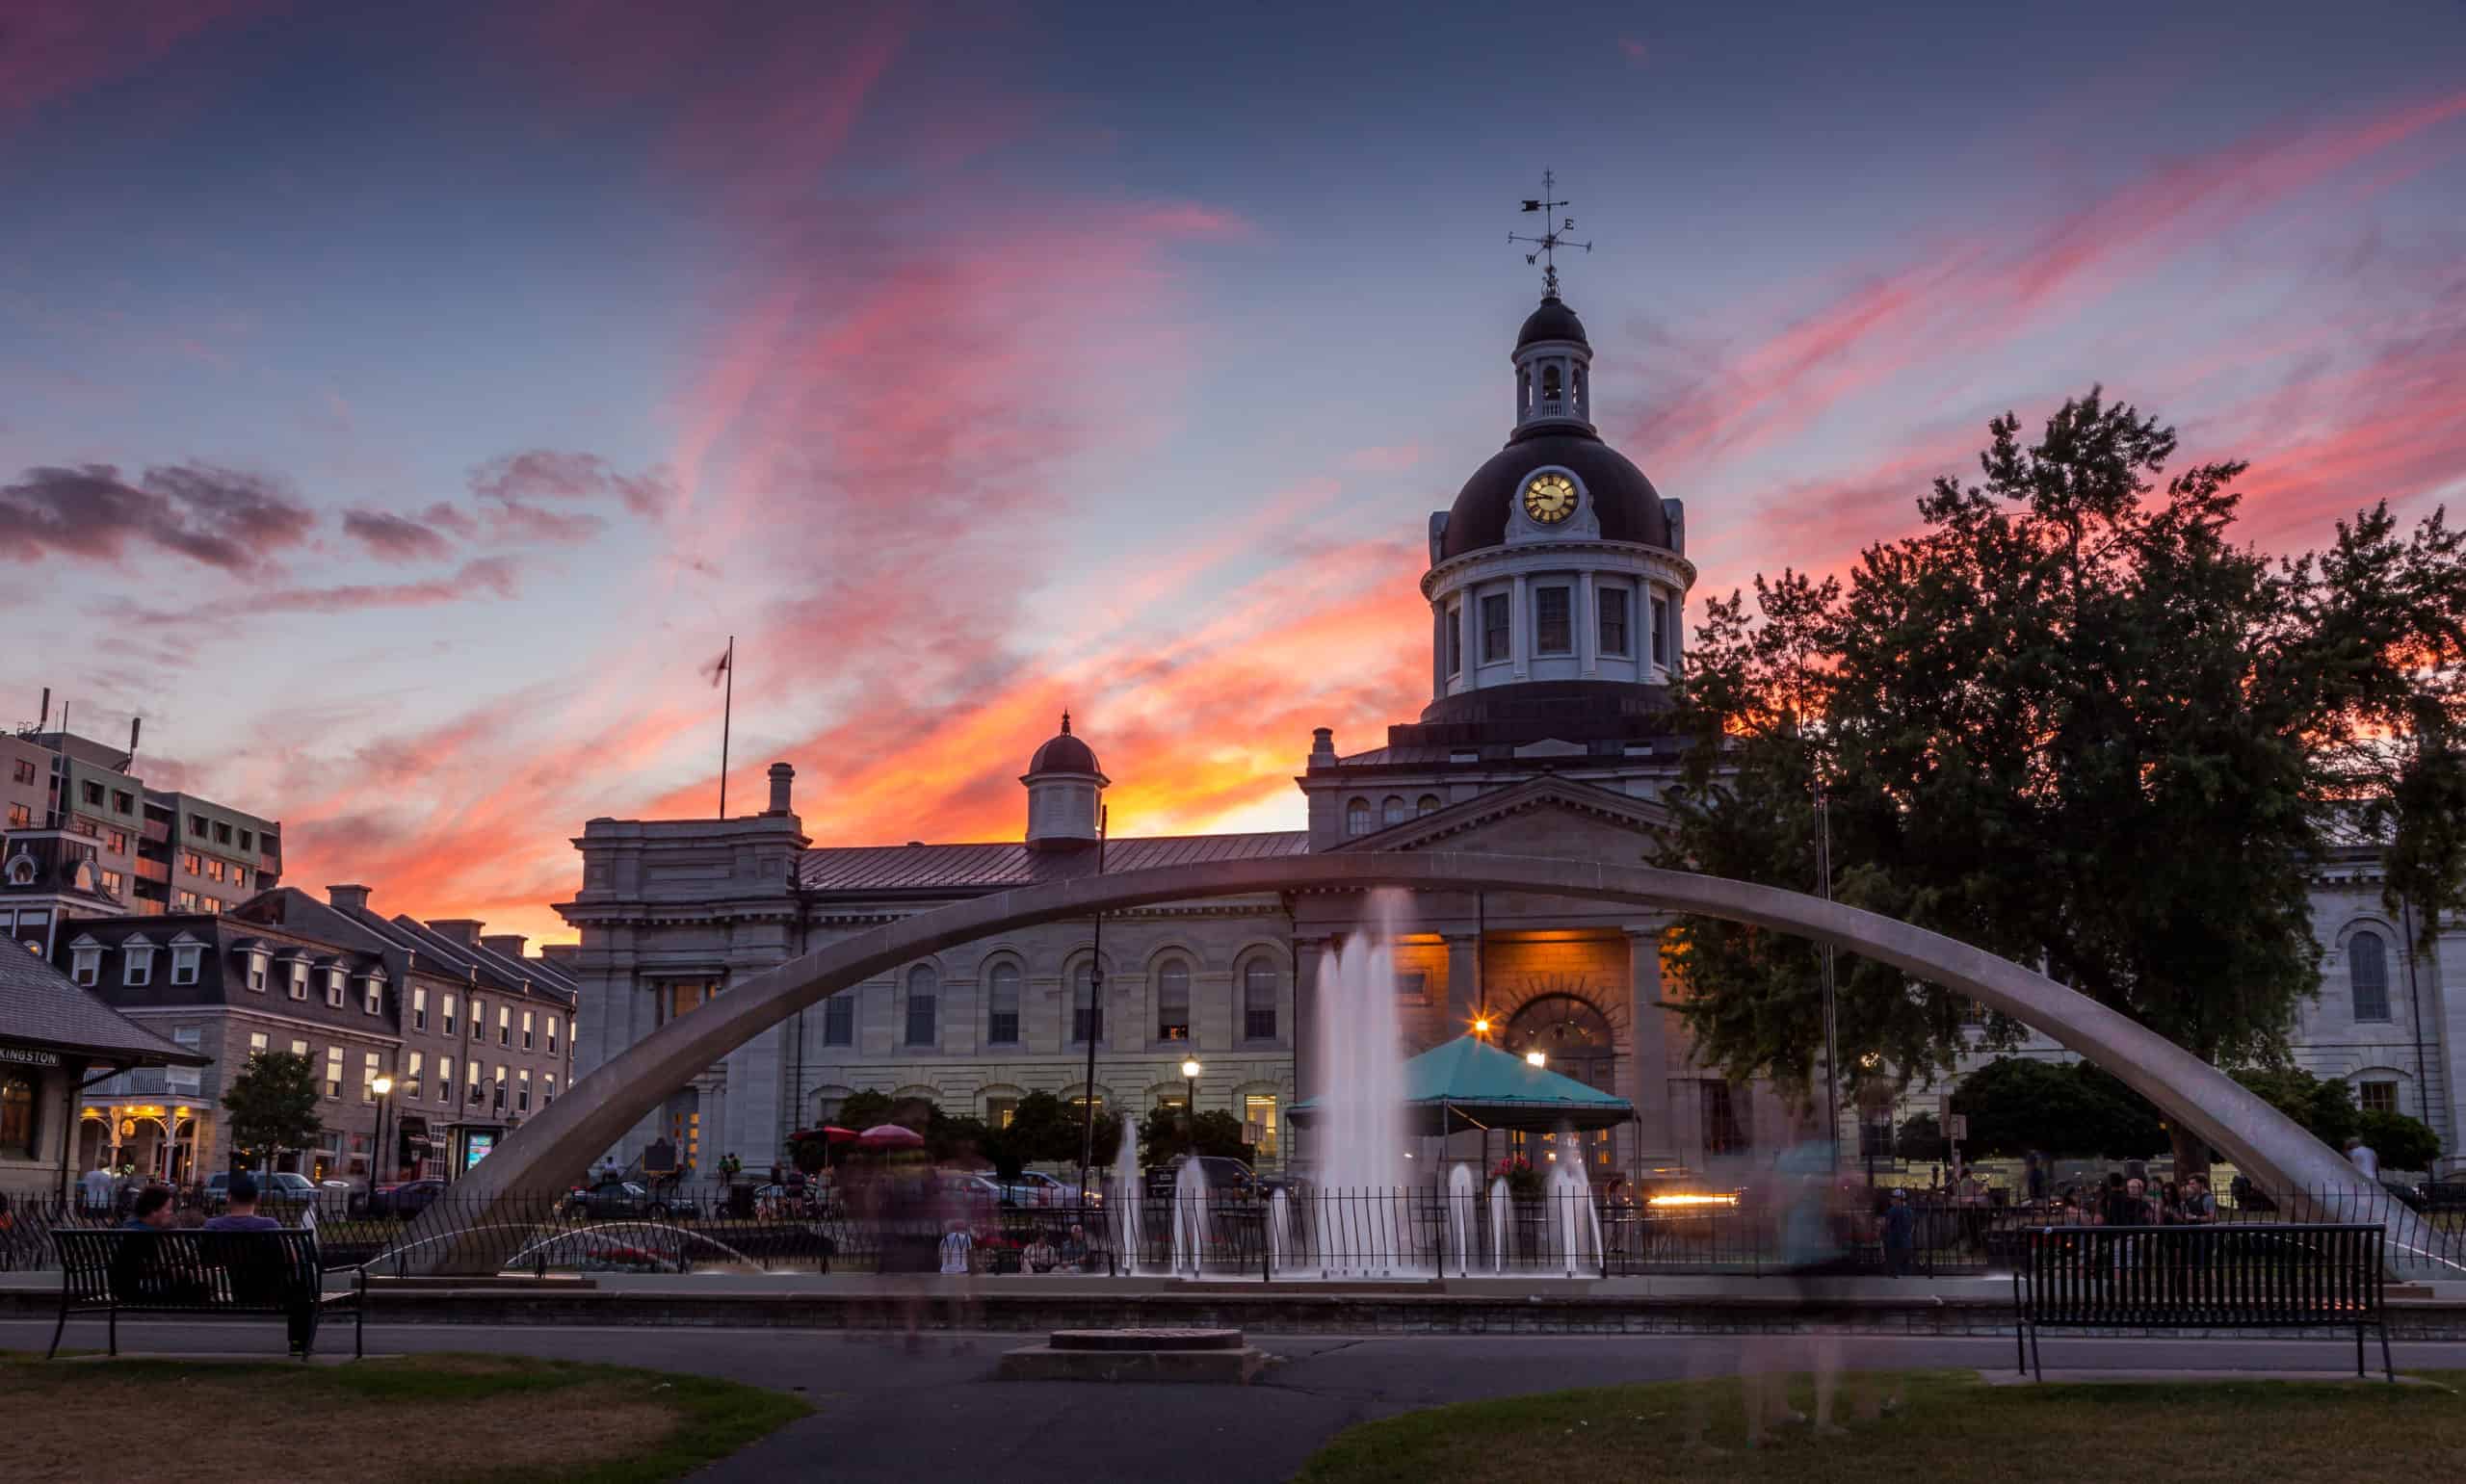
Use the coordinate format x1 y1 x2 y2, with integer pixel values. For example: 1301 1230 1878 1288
7 1 2465 945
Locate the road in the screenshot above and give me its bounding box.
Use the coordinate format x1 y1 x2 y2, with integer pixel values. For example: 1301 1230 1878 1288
6 1318 2458 1483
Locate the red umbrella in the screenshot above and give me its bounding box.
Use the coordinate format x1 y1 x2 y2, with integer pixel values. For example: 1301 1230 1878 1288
856 1123 925 1148
822 1126 860 1144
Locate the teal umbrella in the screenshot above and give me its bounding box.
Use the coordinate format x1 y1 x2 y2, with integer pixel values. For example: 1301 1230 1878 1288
1290 1034 1633 1134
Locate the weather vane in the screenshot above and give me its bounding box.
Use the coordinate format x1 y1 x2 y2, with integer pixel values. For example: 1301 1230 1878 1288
1509 169 1590 299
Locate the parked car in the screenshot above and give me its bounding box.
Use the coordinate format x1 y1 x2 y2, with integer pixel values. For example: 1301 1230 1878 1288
1143 1156 1260 1201
361 1178 449 1219
935 1172 1023 1211
562 1179 699 1221
200 1170 321 1214
1007 1170 1101 1208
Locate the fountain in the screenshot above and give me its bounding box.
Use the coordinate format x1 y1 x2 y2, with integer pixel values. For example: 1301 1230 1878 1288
1308 889 1414 1277
1111 1125 1143 1275
1489 1177 1513 1271
1445 1163 1477 1277
1171 1157 1214 1277
1548 1152 1604 1277
1267 1187 1292 1277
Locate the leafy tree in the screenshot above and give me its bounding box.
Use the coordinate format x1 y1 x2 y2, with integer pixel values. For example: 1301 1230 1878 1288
1897 1111 1945 1162
2358 1109 2443 1174
833 1089 897 1130
1657 390 2466 1172
998 1089 1121 1169
221 1052 322 1170
2229 1067 2359 1148
1137 1106 1255 1167
1950 1056 2166 1159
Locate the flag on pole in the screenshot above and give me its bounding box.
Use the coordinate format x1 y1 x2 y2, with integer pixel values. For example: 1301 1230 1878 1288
703 647 731 688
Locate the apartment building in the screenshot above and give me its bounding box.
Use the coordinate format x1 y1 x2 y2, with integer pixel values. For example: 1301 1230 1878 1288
3 718 281 918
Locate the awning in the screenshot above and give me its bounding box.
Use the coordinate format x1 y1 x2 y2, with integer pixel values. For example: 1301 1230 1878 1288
1289 1033 1633 1133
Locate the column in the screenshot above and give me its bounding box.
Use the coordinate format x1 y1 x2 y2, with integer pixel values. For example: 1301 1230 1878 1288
1459 598 1476 693
1431 604 1446 697
1510 573 1530 679
1443 933 1482 1033
1623 925 1674 1170
1578 570 1597 676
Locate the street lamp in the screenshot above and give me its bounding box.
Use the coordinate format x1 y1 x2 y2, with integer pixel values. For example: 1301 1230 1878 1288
1180 1057 1202 1158
370 1073 395 1200
1525 1050 1547 1068
1472 1015 1492 1038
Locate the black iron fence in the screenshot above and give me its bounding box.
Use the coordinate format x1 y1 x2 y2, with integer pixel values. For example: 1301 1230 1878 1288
4 1178 2458 1280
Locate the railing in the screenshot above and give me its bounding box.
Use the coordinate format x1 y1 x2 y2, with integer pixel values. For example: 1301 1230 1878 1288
5 1180 2456 1280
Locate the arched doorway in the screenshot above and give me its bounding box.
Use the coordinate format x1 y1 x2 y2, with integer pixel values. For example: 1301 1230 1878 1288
1505 993 1617 1176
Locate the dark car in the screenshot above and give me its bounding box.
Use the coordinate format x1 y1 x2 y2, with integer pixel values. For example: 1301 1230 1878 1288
200 1170 321 1215
563 1179 698 1221
362 1179 449 1218
1143 1156 1260 1201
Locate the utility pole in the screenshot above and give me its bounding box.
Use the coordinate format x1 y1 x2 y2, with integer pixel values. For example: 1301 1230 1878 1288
1816 768 1843 1171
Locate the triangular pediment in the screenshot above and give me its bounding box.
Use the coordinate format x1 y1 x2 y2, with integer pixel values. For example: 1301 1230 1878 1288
1333 774 1669 859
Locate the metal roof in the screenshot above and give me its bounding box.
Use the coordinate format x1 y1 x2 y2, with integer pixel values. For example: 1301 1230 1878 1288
796 831 1310 895
0 943 208 1065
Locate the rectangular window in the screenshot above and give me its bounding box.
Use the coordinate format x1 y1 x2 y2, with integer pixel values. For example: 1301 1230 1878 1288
190 815 207 838
362 1052 380 1104
247 952 268 993
125 946 154 986
517 1068 532 1112
2360 1080 2398 1115
492 1068 507 1112
1246 1094 1280 1160
168 944 197 983
4 803 27 829
205 858 223 881
1700 1080 1751 1156
1394 972 1429 1004
113 790 134 814
249 1031 269 1056
229 866 247 892
1445 606 1463 676
437 1055 455 1105
8 759 31 784
1244 960 1278 1041
546 1016 559 1055
1535 586 1572 655
181 851 201 874
1481 593 1510 663
70 946 101 986
214 821 232 845
442 994 458 1037
542 1073 557 1105
413 987 428 1031
101 870 125 898
1652 594 1674 666
363 977 382 1015
1072 967 1103 1044
522 1009 535 1050
168 1028 202 1094
82 780 104 806
325 1047 344 1099
406 1050 424 1101
498 1004 511 1046
290 1038 308 1059
905 988 936 1048
466 1060 483 1106
822 994 853 1047
239 829 253 851
1598 586 1629 656
986 1096 1018 1130
107 829 128 853
69 817 99 839
327 969 347 1008
469 998 485 1039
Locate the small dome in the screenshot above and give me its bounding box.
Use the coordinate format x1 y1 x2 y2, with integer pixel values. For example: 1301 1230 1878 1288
1440 429 1668 560
1028 712 1100 775
1516 296 1588 350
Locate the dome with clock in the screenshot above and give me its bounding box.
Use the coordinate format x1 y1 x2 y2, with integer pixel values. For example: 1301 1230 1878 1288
1413 289 1696 737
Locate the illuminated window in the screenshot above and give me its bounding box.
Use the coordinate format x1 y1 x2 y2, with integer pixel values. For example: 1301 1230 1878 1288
0 1075 35 1159
1245 1094 1278 1160
412 987 428 1031
362 1052 380 1104
517 1068 532 1113
442 994 458 1036
986 1095 1017 1130
437 1055 455 1106
405 1051 424 1101
521 1009 534 1050
324 1047 344 1099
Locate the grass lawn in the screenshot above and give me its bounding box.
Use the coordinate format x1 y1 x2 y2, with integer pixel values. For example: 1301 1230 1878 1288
0 1351 807 1484
1294 1368 2466 1484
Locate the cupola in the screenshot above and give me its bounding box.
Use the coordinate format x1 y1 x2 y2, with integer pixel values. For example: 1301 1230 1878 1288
1022 712 1107 849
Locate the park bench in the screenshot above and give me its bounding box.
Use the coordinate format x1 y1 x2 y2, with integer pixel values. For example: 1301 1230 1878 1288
47 1228 364 1361
2013 1223 2390 1381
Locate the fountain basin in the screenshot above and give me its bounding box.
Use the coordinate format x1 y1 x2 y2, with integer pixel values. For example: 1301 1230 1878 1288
998 1326 1269 1384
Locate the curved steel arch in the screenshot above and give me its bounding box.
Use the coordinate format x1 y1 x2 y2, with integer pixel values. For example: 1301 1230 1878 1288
412 850 2435 1271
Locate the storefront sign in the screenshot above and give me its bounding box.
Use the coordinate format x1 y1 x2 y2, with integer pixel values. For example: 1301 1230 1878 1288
0 1045 61 1068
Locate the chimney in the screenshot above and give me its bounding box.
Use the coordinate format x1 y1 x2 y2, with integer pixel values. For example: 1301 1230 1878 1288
428 919 484 948
125 716 142 770
538 944 579 967
481 933 528 961
327 884 372 913
1309 727 1336 768
766 762 795 816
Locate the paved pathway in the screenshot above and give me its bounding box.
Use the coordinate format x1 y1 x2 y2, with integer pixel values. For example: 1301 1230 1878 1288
6 1319 2460 1483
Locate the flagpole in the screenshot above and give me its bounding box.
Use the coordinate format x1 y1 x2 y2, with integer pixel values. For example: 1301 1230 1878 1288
717 635 735 820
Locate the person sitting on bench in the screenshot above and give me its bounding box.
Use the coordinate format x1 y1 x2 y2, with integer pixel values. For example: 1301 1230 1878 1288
110 1186 206 1305
201 1175 316 1353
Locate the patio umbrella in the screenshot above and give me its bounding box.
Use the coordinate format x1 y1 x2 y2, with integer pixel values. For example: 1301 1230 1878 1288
856 1123 925 1149
821 1126 860 1143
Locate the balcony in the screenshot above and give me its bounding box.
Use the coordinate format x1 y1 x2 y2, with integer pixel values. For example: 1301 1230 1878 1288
134 857 171 884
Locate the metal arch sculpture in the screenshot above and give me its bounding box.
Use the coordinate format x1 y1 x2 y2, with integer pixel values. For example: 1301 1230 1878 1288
407 850 2443 1272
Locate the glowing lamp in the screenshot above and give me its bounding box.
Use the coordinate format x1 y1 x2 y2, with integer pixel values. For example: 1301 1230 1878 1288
1525 1050 1547 1067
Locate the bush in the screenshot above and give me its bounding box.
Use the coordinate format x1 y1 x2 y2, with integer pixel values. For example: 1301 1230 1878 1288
2357 1109 2443 1173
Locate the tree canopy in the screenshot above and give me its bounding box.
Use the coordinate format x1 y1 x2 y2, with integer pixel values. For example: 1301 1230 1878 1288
1657 390 2466 1168
1949 1056 2166 1160
220 1052 322 1169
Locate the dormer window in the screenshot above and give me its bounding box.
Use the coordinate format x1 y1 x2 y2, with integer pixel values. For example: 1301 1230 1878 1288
287 959 309 1000
326 967 347 1007
123 938 156 987
171 943 202 986
69 938 102 987
362 972 385 1015
245 950 269 993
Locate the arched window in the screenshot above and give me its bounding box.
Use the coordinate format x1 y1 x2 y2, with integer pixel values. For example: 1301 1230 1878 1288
985 960 1021 1045
1345 799 1372 837
0 1074 35 1159
1243 958 1279 1041
2350 931 2391 1022
1417 794 1442 817
1382 795 1406 827
1541 363 1563 404
1156 958 1191 1042
904 964 938 1047
1071 961 1103 1044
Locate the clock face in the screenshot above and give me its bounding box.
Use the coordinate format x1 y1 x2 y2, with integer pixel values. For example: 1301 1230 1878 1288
1522 472 1577 524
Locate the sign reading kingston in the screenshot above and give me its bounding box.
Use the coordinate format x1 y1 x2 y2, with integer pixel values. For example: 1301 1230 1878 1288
0 1044 62 1068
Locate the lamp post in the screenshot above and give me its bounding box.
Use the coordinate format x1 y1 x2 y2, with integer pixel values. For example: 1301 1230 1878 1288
1180 1057 1202 1158
1525 1050 1546 1068
370 1074 394 1201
